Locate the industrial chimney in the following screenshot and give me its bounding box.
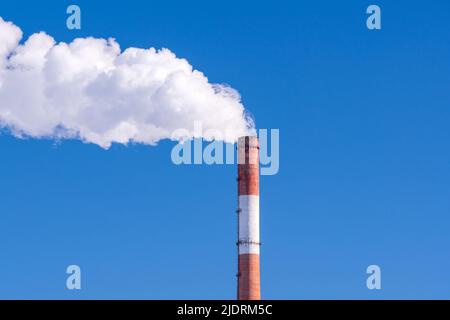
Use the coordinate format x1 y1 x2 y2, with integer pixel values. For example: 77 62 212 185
237 136 261 300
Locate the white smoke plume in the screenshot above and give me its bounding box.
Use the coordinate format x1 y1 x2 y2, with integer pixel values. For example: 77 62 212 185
0 17 253 148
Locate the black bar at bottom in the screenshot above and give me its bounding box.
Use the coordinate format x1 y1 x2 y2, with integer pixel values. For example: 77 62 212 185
0 300 447 318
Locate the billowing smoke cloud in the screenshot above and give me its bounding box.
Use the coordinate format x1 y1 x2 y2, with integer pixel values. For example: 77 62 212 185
0 17 253 148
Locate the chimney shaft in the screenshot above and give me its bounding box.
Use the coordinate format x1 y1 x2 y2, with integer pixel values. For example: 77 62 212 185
237 136 261 300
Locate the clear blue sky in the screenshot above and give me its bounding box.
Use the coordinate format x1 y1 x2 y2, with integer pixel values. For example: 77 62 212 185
0 0 449 299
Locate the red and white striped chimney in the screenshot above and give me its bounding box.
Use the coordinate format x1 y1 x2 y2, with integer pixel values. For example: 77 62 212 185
237 135 261 300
